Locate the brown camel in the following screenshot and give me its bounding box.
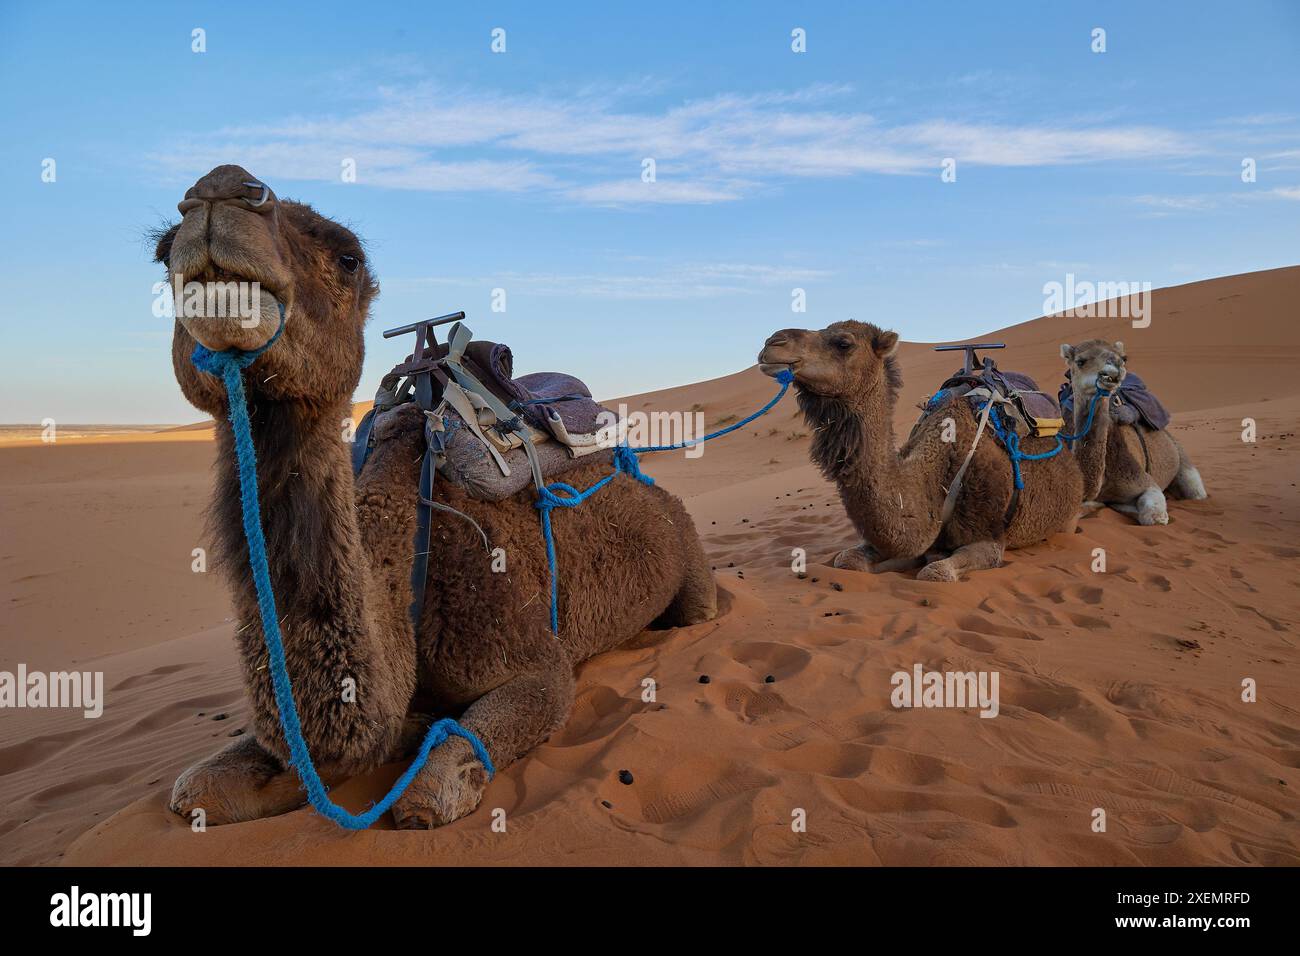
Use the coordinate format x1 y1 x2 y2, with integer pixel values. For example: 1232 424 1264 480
1060 339 1206 524
759 321 1083 581
159 165 717 829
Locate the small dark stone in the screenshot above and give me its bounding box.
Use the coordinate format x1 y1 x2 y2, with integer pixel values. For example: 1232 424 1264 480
228 728 245 737
618 770 634 785
797 572 807 579
602 799 614 808
212 713 228 721
698 674 711 684
921 598 931 607
764 675 775 683
831 582 843 592
811 577 819 583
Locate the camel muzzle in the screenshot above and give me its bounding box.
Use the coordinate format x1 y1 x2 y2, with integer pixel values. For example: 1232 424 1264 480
170 167 293 352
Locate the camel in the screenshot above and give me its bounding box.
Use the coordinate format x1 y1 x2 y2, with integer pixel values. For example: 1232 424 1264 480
1060 339 1206 524
759 321 1083 581
159 165 717 829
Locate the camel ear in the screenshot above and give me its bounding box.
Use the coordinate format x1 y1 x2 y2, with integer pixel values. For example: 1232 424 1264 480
873 330 900 359
1113 340 1125 358
1060 343 1074 361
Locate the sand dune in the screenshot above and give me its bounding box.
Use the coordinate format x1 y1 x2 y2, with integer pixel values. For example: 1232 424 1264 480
1 267 1297 866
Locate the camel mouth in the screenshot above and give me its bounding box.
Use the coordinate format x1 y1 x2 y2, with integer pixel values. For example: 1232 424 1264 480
759 362 798 378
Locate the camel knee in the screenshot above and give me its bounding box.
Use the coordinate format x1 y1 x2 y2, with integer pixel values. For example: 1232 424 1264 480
664 538 718 626
1173 464 1207 500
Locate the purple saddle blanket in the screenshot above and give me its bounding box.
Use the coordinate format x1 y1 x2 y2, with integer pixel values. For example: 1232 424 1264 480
1057 371 1170 431
925 366 1062 428
429 339 608 438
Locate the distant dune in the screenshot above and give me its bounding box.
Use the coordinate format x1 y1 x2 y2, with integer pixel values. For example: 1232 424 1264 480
2 266 1297 866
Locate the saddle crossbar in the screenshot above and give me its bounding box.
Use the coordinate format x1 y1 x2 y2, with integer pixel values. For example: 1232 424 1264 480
934 342 1006 374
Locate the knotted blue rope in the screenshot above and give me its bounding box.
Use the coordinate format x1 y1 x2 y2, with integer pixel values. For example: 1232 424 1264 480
982 387 1109 490
536 368 795 634
191 308 493 831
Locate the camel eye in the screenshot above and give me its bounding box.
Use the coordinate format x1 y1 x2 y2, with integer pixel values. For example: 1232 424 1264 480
1076 358 1086 368
834 338 854 352
338 254 360 274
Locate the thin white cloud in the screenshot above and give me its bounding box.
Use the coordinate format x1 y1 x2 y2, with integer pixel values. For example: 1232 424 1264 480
391 261 832 300
148 81 1262 205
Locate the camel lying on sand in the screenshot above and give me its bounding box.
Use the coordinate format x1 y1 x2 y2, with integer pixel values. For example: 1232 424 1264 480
760 321 1083 581
1060 339 1206 524
160 165 716 829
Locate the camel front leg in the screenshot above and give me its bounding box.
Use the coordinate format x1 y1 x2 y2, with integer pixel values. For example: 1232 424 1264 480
917 540 1005 582
169 735 349 826
391 666 576 829
833 543 925 574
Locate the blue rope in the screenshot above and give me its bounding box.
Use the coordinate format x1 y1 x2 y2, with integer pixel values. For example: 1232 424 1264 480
536 369 794 634
981 388 1109 490
190 311 494 831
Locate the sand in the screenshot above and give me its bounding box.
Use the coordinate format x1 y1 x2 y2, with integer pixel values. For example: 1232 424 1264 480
1 267 1297 866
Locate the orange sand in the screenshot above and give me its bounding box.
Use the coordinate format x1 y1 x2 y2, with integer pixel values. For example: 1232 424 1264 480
1 267 1296 866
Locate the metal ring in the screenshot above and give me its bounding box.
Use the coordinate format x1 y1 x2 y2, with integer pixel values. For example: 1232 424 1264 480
242 180 270 207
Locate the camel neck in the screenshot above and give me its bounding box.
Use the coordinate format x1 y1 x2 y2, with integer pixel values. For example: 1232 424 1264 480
1072 389 1111 499
211 395 369 644
801 379 919 555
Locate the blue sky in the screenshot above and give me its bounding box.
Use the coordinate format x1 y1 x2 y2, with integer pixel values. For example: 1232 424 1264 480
1 1 1297 423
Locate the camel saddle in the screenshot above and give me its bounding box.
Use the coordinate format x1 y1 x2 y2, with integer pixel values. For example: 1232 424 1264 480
351 317 614 623
912 355 1066 536
916 358 1065 444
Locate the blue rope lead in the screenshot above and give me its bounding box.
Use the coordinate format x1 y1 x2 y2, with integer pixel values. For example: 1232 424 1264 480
983 387 1109 490
536 368 794 634
191 314 493 832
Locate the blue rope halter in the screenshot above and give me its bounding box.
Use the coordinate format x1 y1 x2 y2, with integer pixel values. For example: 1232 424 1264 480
190 308 493 831
536 368 795 634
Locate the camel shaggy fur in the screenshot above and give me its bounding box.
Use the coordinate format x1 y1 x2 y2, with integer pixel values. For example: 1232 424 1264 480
160 165 716 829
1060 339 1206 525
759 321 1084 581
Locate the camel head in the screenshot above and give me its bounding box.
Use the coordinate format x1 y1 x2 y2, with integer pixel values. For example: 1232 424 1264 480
156 164 378 413
1060 338 1127 398
759 320 902 404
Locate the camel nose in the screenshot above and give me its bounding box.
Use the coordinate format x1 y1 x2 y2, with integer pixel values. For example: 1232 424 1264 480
765 331 792 348
179 164 277 214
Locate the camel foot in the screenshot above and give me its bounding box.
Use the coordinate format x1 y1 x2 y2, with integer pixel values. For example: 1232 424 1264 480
170 736 313 826
833 545 922 574
833 546 875 571
917 540 1004 582
916 561 959 583
391 737 488 830
1135 487 1169 525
